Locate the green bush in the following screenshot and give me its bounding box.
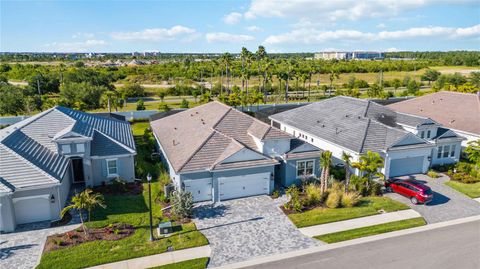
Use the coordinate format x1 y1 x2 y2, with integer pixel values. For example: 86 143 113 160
285 186 303 212
370 182 383 196
305 184 321 206
136 99 145 110
427 170 439 178
326 190 342 208
341 191 361 207
331 181 345 192
180 98 189 108
271 189 280 199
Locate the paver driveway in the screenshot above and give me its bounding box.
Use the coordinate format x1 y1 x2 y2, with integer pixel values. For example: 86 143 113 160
192 195 322 267
386 174 480 224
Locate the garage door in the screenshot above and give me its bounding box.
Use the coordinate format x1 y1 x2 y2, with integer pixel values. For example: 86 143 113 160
389 156 425 178
13 195 51 224
218 172 270 201
184 178 212 202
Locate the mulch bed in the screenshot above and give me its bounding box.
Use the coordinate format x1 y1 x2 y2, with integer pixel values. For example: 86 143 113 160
43 223 135 253
160 206 191 224
93 181 144 195
50 211 72 227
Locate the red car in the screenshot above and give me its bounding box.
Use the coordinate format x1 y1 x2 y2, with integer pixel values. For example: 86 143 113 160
385 179 433 204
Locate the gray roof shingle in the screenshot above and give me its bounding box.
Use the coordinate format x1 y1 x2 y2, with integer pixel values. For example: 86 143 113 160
270 96 428 154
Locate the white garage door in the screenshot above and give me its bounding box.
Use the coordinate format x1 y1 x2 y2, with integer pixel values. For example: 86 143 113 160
184 178 212 202
218 172 270 201
13 195 51 224
389 156 425 178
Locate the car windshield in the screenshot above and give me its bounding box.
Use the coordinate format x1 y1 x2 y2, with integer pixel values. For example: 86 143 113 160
423 189 433 195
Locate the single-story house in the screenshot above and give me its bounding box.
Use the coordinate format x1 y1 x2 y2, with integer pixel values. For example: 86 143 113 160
269 96 465 179
0 106 136 232
150 101 320 202
387 91 480 147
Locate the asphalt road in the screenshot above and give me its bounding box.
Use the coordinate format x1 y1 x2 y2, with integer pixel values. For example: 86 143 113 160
245 220 480 269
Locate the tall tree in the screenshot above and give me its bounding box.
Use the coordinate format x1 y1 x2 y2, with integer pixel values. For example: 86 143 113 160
342 151 353 192
320 151 332 194
328 69 340 97
352 151 385 190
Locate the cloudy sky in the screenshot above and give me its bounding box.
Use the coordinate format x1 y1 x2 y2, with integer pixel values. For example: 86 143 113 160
1 0 479 53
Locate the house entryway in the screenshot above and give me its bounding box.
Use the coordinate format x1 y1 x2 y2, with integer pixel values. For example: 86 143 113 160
71 158 84 183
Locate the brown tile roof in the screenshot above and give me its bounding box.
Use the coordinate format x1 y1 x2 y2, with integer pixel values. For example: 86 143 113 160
150 101 290 173
387 91 480 135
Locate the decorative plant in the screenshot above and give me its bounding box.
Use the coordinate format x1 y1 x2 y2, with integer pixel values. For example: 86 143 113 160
61 189 106 235
171 190 193 219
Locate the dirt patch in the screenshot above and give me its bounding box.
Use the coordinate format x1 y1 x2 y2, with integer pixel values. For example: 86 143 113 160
43 223 135 253
93 181 143 195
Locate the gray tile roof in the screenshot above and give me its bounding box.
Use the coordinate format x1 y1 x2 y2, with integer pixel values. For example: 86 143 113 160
151 101 291 173
90 131 132 156
270 96 428 154
0 106 136 191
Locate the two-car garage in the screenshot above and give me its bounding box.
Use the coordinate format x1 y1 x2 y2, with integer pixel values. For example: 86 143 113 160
183 171 272 202
389 156 426 177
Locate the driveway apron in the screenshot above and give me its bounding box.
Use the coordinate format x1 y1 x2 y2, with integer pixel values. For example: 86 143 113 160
193 195 322 267
385 174 480 224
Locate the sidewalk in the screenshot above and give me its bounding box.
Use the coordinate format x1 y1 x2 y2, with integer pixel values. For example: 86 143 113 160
299 209 421 237
87 245 211 269
475 198 480 203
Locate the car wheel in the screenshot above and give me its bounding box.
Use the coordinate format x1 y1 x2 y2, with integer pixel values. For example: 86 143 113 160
410 197 418 205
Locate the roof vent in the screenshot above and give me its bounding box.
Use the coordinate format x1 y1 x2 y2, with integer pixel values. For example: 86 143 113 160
174 127 177 130
321 124 325 128
317 120 321 123
190 114 194 117
196 111 199 114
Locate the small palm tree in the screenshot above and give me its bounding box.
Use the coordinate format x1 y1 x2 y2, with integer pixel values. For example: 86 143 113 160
342 151 352 192
352 151 385 190
320 151 332 194
465 139 480 170
61 189 106 235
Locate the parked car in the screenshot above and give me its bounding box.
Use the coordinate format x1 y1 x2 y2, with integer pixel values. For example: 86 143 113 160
385 179 433 204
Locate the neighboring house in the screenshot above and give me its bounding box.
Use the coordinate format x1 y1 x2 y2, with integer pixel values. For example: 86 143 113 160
387 91 480 147
150 101 320 202
0 106 136 232
269 96 465 179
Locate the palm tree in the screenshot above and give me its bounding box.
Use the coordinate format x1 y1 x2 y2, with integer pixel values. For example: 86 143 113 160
158 90 166 103
352 151 385 190
60 189 106 235
240 47 250 93
342 151 353 192
220 53 233 93
261 58 274 103
320 151 332 194
101 90 118 113
328 69 340 97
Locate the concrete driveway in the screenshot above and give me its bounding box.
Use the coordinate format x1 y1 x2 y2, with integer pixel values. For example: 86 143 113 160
192 195 322 267
386 174 480 224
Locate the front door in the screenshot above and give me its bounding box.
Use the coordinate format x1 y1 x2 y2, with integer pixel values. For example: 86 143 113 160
72 158 85 183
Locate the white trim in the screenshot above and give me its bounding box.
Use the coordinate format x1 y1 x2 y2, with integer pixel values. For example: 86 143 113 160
90 154 134 159
13 194 50 203
106 158 119 177
210 163 277 173
296 159 316 178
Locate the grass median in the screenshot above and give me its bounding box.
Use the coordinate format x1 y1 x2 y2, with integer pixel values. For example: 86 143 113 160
444 181 480 198
315 217 427 243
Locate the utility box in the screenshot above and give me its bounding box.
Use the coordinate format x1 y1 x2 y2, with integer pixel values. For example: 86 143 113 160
158 221 173 235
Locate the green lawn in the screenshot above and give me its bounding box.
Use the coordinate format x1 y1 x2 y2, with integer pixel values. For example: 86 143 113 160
315 218 426 243
445 181 480 198
288 197 409 228
37 123 208 269
148 258 209 269
131 121 150 136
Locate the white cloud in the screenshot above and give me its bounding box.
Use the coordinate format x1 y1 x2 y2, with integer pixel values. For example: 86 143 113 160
72 32 95 39
243 0 477 21
246 25 262 32
223 12 243 25
264 24 480 45
43 40 107 52
376 23 387 29
385 47 399 52
206 32 255 43
111 25 196 41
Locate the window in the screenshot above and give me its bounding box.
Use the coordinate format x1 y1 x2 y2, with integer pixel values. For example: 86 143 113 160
443 145 450 158
76 143 85 153
106 159 118 176
427 130 431 138
61 144 71 154
450 145 456 157
420 131 425 139
437 146 442 158
297 160 314 177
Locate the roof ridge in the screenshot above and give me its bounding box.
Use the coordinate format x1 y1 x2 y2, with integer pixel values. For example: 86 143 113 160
56 106 128 125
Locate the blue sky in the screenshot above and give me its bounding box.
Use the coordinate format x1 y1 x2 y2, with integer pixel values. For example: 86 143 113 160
1 0 479 53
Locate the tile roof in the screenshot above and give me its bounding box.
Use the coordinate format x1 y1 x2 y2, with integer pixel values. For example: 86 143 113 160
0 106 136 191
270 96 428 154
150 101 291 173
387 91 480 135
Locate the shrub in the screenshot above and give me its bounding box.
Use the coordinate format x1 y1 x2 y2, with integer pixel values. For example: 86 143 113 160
171 190 193 219
53 238 63 246
110 177 128 192
305 184 321 206
136 99 145 110
427 170 439 178
271 189 280 199
326 190 342 208
369 182 383 196
331 181 345 192
341 191 361 207
285 185 303 212
180 98 189 108
158 102 171 112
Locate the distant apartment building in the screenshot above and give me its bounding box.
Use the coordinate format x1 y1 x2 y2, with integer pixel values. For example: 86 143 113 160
314 51 385 60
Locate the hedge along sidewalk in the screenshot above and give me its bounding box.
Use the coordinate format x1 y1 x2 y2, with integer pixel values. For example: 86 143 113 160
87 245 211 269
299 209 421 237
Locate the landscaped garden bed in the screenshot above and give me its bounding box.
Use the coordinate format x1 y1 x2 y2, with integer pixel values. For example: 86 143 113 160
44 223 135 252
93 179 144 195
434 157 480 198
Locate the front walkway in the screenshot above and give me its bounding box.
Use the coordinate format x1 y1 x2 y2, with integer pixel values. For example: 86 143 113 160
192 195 322 267
385 174 480 223
299 209 421 237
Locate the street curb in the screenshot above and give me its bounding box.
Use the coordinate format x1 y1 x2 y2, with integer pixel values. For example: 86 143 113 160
211 215 480 269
